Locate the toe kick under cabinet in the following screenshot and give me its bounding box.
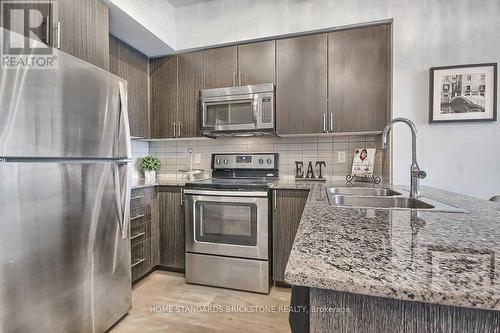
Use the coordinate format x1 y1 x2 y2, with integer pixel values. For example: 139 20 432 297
130 187 158 283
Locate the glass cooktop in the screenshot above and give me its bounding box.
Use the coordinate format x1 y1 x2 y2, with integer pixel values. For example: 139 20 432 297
184 177 278 190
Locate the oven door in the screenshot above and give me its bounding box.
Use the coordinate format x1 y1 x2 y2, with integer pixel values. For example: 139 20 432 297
185 190 269 260
201 94 259 132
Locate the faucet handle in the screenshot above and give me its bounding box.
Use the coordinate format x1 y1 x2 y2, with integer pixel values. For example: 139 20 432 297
417 170 427 179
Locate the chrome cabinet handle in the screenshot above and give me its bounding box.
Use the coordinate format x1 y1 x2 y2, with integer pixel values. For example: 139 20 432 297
178 122 182 137
44 16 50 45
180 187 184 207
173 122 177 137
130 214 145 221
238 70 242 86
323 113 327 133
329 112 334 132
273 190 277 212
130 232 145 240
56 21 61 49
131 258 145 268
233 72 236 86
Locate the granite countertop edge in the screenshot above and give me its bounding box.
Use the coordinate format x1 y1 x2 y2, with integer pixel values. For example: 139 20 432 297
131 178 186 189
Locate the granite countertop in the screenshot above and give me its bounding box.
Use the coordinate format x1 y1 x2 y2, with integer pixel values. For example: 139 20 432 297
131 177 187 189
284 181 500 311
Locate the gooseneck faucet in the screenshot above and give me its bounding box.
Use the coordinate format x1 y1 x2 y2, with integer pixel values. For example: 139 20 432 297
382 118 427 198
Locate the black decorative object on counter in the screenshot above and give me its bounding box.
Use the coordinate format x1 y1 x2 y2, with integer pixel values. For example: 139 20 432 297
346 174 381 184
295 161 327 182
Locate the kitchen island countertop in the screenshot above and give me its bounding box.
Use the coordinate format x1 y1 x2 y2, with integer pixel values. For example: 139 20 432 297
283 181 500 311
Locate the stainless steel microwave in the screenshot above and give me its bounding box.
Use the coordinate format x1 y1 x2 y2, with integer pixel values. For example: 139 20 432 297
199 83 275 136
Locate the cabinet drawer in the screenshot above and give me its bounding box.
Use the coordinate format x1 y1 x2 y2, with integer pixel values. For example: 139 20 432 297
130 205 152 227
131 222 151 247
131 238 152 282
131 187 155 209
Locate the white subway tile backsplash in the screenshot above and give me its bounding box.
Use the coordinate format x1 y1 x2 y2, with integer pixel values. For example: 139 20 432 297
131 140 150 180
136 134 390 181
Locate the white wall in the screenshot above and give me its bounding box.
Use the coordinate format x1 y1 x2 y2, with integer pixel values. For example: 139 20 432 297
105 0 177 56
173 0 500 199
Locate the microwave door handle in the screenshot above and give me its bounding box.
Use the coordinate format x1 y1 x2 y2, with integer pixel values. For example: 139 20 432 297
253 97 259 128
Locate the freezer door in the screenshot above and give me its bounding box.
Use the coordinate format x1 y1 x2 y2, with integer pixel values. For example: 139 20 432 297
0 161 131 333
0 28 129 159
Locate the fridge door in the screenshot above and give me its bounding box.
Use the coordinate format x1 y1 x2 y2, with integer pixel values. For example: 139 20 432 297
0 160 131 333
0 29 128 159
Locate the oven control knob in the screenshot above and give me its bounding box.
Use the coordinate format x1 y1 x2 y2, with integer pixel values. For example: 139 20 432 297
223 158 228 164
259 158 264 164
216 158 221 164
267 158 272 164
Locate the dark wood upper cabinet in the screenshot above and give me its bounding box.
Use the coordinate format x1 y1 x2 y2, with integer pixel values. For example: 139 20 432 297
273 189 309 285
238 41 276 85
150 56 177 138
276 34 328 135
109 35 119 74
0 0 109 70
178 51 203 138
202 46 238 89
147 24 391 138
329 24 391 132
55 0 110 70
109 36 150 138
158 186 185 270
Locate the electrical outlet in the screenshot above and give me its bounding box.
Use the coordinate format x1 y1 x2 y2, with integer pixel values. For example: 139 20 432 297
195 153 202 164
337 151 346 163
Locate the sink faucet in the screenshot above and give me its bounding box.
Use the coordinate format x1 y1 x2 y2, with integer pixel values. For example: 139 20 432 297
381 118 427 198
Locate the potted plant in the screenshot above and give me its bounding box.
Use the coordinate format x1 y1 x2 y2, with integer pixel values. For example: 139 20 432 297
139 155 160 181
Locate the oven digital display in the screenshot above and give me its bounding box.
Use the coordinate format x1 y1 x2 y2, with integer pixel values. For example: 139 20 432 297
236 156 252 163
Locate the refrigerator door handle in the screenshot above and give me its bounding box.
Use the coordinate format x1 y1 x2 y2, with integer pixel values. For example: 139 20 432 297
117 81 131 240
118 81 132 160
112 163 124 237
122 162 131 240
113 162 130 240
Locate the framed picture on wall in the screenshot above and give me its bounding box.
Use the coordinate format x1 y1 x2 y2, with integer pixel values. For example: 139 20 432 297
429 63 497 123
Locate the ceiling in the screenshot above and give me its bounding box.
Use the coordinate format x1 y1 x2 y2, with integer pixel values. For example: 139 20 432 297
166 0 213 8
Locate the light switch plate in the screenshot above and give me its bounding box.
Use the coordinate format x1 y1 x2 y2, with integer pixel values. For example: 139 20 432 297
195 153 202 164
337 151 346 163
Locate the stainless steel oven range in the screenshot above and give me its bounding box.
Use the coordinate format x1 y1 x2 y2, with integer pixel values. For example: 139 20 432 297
184 153 279 294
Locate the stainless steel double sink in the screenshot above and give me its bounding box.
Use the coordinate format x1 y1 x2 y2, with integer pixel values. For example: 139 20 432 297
326 187 464 212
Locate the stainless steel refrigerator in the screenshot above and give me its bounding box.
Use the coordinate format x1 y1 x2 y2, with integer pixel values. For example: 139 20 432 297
0 30 132 332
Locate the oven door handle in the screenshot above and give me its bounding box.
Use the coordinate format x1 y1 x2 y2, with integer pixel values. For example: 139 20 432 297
183 189 268 197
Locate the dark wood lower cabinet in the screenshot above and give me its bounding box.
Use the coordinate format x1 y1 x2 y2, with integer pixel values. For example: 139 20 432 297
310 288 500 333
158 186 185 271
130 187 157 283
273 189 309 285
129 185 185 284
